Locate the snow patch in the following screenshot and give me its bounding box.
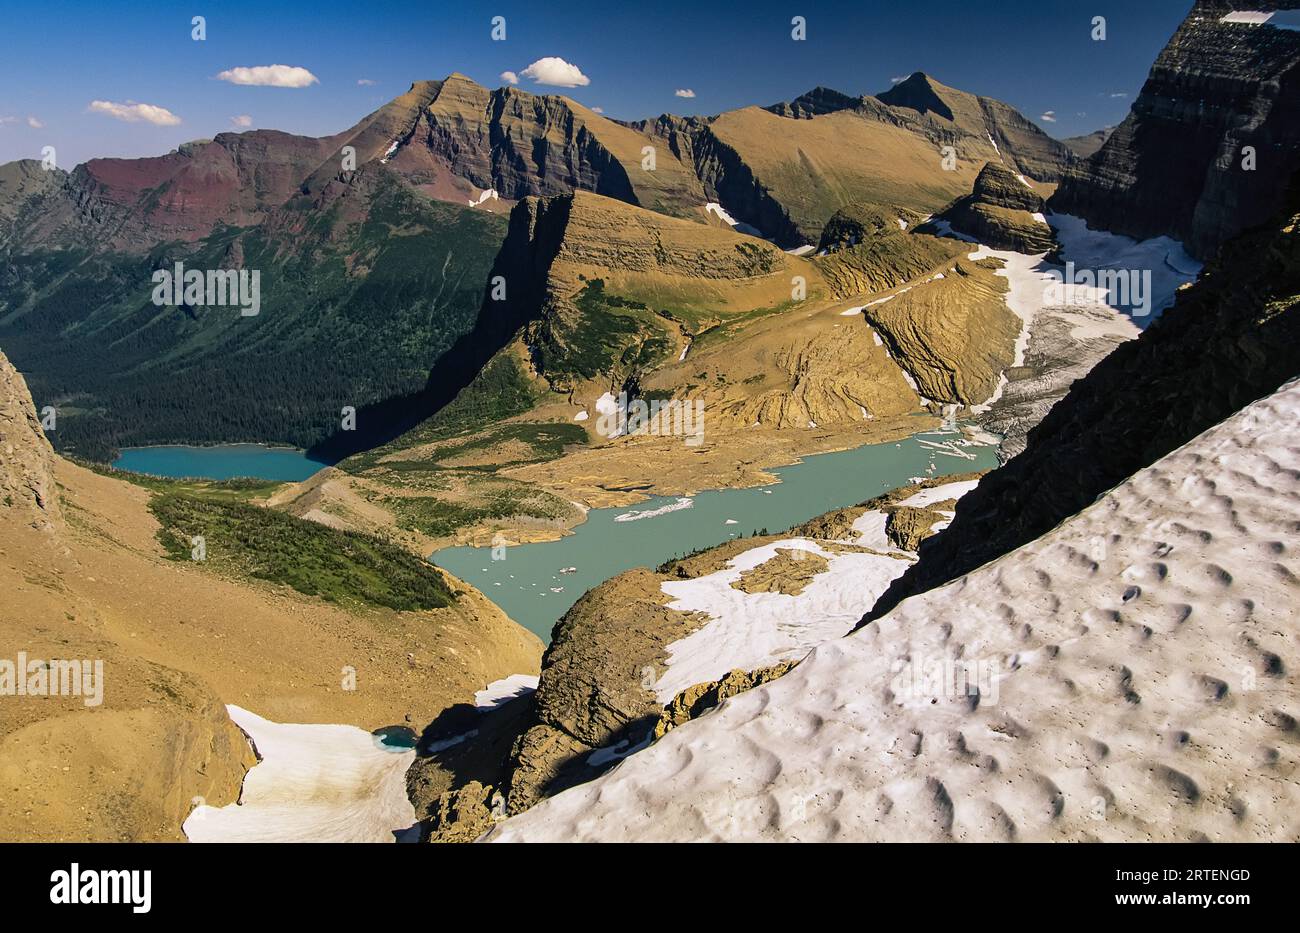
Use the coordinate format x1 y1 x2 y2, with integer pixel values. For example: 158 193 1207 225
652 538 911 702
184 706 416 843
899 479 979 507
705 202 765 238
475 674 539 710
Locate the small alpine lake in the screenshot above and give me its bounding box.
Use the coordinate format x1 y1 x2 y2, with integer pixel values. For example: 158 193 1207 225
111 444 329 482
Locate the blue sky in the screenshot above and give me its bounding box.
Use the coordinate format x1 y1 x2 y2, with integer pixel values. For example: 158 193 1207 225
0 0 1192 167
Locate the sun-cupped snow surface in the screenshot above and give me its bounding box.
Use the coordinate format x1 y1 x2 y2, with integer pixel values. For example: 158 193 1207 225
652 537 912 702
487 379 1300 842
183 705 417 843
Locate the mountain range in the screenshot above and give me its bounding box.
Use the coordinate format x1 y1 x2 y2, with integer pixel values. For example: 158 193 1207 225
1 0 1298 847
0 68 1073 461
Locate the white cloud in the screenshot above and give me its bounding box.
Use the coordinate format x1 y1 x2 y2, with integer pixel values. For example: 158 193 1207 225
519 57 589 88
1040 110 1057 123
500 70 519 85
1109 92 1128 98
0 116 17 126
88 100 182 126
891 75 908 84
357 78 378 86
674 88 696 98
26 116 44 129
216 65 319 88
590 106 604 114
230 114 253 128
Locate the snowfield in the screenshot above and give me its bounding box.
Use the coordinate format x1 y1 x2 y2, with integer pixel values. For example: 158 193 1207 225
653 538 913 702
183 706 417 843
486 379 1300 842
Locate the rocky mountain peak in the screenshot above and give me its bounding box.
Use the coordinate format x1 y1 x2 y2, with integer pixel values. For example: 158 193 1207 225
931 161 1053 253
876 71 955 121
765 85 862 118
970 161 1045 212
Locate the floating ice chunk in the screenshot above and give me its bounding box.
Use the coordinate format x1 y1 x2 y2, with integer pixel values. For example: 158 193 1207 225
614 497 694 522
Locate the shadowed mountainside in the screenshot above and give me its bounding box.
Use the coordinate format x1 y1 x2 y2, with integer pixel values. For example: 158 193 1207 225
1052 0 1300 259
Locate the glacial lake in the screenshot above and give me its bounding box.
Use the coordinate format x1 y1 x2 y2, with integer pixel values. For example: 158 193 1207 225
112 444 329 482
432 427 999 642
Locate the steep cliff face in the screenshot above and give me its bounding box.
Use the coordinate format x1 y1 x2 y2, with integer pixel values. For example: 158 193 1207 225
371 75 706 220
0 351 60 528
499 190 817 393
1051 0 1300 259
868 170 1300 621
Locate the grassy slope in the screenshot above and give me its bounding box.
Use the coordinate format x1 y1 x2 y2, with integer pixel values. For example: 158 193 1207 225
84 461 457 611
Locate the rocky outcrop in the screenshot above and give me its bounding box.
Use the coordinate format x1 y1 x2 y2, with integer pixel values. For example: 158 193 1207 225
885 502 955 551
868 169 1300 621
0 349 60 528
864 257 1022 405
814 204 967 298
935 162 1055 253
731 548 829 595
1051 0 1300 259
765 86 862 119
653 661 799 738
498 190 810 391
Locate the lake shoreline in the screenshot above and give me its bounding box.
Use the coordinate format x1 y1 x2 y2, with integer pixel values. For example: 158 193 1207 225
110 443 332 483
433 424 1000 642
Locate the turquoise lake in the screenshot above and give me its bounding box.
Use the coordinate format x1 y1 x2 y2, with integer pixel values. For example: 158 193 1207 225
432 427 999 642
112 444 329 482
